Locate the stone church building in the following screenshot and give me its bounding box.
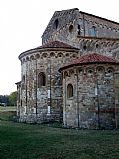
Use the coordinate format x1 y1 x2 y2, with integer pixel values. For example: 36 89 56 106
16 8 119 129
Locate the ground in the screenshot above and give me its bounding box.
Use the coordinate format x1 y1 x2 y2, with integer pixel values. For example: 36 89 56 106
0 107 119 159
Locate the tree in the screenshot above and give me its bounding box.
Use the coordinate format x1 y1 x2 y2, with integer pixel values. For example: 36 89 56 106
0 95 9 106
8 91 17 106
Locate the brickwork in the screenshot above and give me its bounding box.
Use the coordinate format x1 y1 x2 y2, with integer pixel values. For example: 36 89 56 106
61 62 119 129
17 45 79 123
16 8 119 129
42 8 119 45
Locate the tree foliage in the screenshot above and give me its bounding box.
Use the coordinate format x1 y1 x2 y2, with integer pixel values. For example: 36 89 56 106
0 95 9 106
8 91 17 106
0 91 17 106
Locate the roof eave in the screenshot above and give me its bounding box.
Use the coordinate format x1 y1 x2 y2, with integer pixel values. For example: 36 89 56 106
19 47 79 60
59 61 119 72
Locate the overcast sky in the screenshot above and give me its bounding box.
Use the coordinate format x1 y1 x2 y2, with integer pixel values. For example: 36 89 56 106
0 0 119 95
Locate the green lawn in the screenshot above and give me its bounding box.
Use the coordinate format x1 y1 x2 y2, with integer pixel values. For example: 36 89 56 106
0 111 119 159
0 106 16 112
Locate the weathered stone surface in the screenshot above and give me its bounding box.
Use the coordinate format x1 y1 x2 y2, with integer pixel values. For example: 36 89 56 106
16 8 119 129
61 62 119 129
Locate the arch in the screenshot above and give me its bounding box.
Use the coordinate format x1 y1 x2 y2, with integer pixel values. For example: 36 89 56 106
35 54 40 59
64 71 68 78
22 75 25 82
89 26 97 36
26 56 30 61
58 53 63 57
72 53 77 58
54 19 59 29
95 43 99 49
69 25 74 33
38 72 46 87
107 67 114 74
69 69 74 76
30 55 34 60
86 67 94 76
65 53 69 57
83 45 87 50
42 53 47 58
23 58 26 63
50 52 55 57
77 24 81 35
67 84 73 98
96 66 105 74
22 75 25 89
78 67 83 74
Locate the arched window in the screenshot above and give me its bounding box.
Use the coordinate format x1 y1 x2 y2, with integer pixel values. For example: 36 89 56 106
22 75 25 82
106 67 114 76
96 66 105 75
67 84 73 98
69 25 74 33
54 19 59 29
22 75 25 89
77 24 81 35
89 26 97 36
83 45 87 50
38 72 46 87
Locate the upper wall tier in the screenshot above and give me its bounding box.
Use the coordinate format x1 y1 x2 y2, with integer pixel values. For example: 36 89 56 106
42 8 119 45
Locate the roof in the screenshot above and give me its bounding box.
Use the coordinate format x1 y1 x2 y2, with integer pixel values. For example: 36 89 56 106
72 53 119 64
56 8 119 25
15 81 21 85
37 41 78 49
59 53 119 71
80 11 119 25
56 8 79 13
19 41 78 60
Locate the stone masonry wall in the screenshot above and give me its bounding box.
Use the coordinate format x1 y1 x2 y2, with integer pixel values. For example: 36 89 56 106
17 8 119 128
18 48 79 123
42 8 119 45
41 8 119 59
62 64 119 129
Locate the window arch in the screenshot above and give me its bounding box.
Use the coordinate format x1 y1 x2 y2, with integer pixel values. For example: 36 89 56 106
67 84 73 98
96 66 105 75
54 19 59 29
58 53 63 57
38 72 46 87
89 26 97 36
107 67 114 74
30 55 34 60
69 25 74 33
22 75 25 89
22 75 25 82
77 24 81 35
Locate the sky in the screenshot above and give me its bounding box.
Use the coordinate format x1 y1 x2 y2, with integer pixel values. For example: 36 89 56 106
0 0 119 95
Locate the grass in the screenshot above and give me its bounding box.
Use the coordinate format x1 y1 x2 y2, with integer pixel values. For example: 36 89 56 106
0 106 16 112
0 109 119 159
0 106 16 121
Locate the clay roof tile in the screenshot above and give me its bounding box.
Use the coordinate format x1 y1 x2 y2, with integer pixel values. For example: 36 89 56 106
37 41 77 49
59 53 119 71
72 53 118 64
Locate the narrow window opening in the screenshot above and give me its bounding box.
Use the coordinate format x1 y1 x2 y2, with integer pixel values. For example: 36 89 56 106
22 75 25 89
78 24 81 35
66 53 69 57
83 45 87 50
89 26 97 36
38 72 46 87
54 19 59 29
88 70 93 74
69 25 74 33
96 44 99 48
22 75 25 82
67 84 73 98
